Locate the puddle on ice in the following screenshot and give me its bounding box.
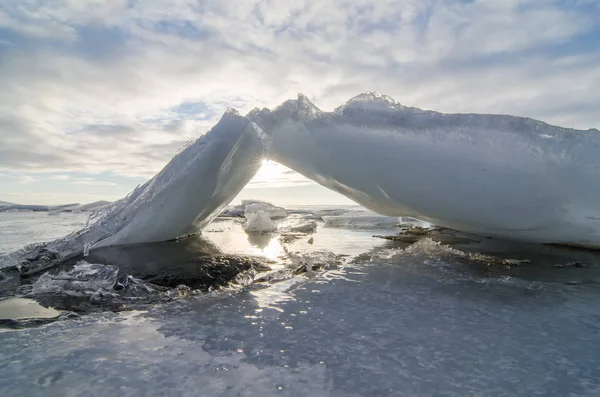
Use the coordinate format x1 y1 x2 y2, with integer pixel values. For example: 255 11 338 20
204 221 287 260
0 297 60 320
202 216 385 261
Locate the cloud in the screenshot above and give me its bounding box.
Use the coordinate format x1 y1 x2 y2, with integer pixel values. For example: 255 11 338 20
0 0 599 203
49 174 71 180
71 178 118 186
17 175 38 184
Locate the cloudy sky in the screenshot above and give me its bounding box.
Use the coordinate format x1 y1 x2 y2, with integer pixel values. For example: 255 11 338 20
1 0 599 205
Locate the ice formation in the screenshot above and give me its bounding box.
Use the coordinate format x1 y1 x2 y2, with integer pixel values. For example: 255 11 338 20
227 200 288 220
0 110 262 271
322 213 400 230
244 211 278 233
290 221 318 234
32 262 118 296
251 93 600 245
243 200 288 220
1 92 599 271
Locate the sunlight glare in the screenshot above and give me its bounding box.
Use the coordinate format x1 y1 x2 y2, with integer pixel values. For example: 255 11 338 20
253 159 285 183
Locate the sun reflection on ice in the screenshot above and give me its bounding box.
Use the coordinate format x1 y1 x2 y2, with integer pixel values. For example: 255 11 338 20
204 222 285 261
246 231 286 260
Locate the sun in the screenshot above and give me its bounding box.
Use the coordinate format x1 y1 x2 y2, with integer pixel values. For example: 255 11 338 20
254 159 285 183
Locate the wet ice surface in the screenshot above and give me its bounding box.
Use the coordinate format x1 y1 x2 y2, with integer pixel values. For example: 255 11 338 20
2 260 600 396
1 210 600 396
0 298 60 320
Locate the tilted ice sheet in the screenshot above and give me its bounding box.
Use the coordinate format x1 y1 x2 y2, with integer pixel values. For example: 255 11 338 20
0 110 262 270
250 93 600 244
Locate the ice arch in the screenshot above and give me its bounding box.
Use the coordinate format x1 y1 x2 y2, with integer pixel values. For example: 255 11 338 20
2 92 600 270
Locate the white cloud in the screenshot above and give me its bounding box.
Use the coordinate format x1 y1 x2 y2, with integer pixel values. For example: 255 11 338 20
71 178 117 186
17 175 38 184
0 0 598 190
49 174 71 180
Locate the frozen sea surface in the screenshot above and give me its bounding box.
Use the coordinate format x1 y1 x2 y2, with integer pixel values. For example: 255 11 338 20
0 212 89 255
1 210 600 396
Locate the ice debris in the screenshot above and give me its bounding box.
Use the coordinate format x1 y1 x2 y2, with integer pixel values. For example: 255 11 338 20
32 262 118 296
238 200 288 220
322 214 399 230
244 211 278 233
287 250 344 276
290 221 318 234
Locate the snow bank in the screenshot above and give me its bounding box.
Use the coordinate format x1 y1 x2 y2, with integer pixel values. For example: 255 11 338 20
244 210 278 233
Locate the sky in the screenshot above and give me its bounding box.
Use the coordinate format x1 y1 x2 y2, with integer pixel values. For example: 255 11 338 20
0 0 599 206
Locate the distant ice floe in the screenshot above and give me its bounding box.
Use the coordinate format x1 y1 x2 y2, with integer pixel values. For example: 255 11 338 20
290 221 318 234
2 92 599 272
322 213 399 230
0 201 112 214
